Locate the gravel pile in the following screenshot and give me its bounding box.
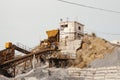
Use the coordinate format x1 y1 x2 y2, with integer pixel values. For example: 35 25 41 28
27 69 48 79
14 68 84 80
0 76 10 80
75 34 114 68
40 68 83 80
89 47 120 68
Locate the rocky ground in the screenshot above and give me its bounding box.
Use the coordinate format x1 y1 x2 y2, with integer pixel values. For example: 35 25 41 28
74 34 115 68
0 75 9 80
89 47 120 67
14 68 83 80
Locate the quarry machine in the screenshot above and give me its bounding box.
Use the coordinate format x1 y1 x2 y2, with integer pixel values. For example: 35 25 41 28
0 29 60 77
0 42 31 65
45 29 59 49
45 29 74 68
0 29 74 77
0 42 54 77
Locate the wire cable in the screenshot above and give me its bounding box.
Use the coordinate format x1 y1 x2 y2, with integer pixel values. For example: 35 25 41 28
58 0 120 14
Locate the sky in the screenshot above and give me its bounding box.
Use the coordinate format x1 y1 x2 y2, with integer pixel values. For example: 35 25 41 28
0 0 120 50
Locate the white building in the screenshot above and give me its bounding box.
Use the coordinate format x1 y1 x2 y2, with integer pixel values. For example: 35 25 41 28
60 21 84 42
59 21 84 58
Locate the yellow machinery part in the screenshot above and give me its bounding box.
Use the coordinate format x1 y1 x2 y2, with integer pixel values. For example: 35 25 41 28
46 29 59 38
5 42 12 48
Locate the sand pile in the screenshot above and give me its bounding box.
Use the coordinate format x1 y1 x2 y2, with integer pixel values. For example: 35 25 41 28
74 34 115 68
89 47 120 68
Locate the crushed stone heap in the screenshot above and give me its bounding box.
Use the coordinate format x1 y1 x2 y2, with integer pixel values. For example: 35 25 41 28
74 34 115 68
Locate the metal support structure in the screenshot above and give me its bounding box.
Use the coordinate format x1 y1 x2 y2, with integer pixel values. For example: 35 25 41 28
0 47 53 77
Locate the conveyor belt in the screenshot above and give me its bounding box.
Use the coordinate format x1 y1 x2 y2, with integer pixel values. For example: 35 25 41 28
0 48 53 68
13 45 30 54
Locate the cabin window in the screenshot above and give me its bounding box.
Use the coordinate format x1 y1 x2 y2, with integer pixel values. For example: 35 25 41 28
61 24 68 28
78 26 81 30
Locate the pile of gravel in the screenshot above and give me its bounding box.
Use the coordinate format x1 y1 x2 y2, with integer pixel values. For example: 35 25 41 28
89 47 120 68
26 69 48 80
45 69 69 80
0 76 10 80
40 68 83 80
16 68 84 80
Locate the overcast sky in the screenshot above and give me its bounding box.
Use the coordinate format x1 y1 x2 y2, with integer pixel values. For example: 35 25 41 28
0 0 120 50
